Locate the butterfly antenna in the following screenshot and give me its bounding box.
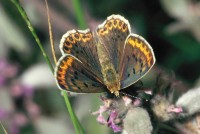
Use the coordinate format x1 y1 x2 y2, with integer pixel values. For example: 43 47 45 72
119 91 139 100
44 0 57 64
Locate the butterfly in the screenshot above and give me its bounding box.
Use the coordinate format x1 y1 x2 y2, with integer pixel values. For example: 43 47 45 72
54 14 156 96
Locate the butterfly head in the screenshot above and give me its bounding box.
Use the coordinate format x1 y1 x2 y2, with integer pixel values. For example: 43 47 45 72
107 81 120 97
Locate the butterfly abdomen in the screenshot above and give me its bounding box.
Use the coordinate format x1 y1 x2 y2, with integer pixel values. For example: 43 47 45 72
96 41 120 96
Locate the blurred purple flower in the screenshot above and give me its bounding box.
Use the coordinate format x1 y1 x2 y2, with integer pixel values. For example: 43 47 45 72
0 108 8 120
0 59 18 86
10 82 33 98
0 76 6 86
9 113 28 134
9 123 19 134
25 100 40 119
13 112 28 127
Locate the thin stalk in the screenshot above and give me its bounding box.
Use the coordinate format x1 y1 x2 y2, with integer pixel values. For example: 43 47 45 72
62 91 84 134
10 0 54 73
72 0 87 29
10 0 83 134
0 121 7 134
44 0 57 64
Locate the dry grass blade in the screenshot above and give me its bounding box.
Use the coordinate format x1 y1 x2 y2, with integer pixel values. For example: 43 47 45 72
44 0 57 64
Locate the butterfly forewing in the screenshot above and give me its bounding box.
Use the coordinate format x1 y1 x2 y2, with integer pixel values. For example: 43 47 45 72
96 15 131 73
60 29 103 80
120 34 156 89
55 54 106 93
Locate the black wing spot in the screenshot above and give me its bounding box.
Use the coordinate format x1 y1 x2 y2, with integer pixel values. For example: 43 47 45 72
140 69 142 74
135 58 138 62
65 41 71 46
70 78 77 86
82 35 86 38
69 36 73 41
92 84 96 87
122 24 127 30
59 84 65 89
119 21 122 27
74 33 79 39
127 55 130 62
141 62 144 68
64 46 69 51
127 73 130 77
133 68 135 74
74 71 78 75
114 19 117 25
80 50 84 54
71 78 75 82
72 82 77 86
83 82 89 87
74 75 78 80
138 58 142 63
80 69 84 74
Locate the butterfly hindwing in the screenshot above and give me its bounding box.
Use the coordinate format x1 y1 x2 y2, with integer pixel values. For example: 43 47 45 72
55 54 106 93
59 29 102 79
120 34 156 89
96 15 131 73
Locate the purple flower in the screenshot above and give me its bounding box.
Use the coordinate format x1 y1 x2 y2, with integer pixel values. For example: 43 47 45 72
107 110 122 133
92 97 124 133
167 105 183 113
96 114 107 124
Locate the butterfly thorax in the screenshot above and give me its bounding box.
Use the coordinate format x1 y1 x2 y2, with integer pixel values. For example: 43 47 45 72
96 41 120 96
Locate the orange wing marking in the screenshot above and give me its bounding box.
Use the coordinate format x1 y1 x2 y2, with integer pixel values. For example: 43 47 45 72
128 38 153 67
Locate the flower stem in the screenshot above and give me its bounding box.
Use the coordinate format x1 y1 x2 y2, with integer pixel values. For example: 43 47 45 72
0 121 7 134
62 91 85 134
72 0 87 29
10 0 54 73
10 0 84 133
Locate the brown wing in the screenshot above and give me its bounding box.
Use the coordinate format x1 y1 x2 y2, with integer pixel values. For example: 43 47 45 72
120 34 156 89
96 15 131 73
55 54 106 93
59 29 102 80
